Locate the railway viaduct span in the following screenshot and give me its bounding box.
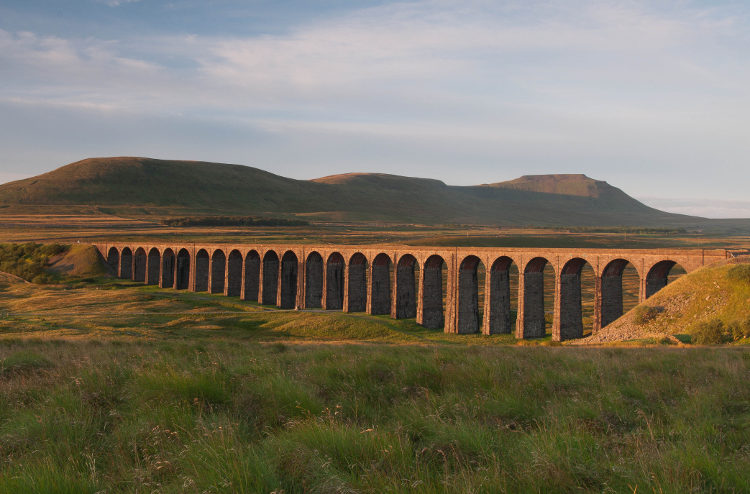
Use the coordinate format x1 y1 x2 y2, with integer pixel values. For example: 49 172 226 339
95 243 732 341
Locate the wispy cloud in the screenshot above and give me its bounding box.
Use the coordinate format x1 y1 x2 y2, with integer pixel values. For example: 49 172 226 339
0 1 749 198
96 0 142 7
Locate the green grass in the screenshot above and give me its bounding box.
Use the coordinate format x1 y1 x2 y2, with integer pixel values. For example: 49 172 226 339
1 340 750 492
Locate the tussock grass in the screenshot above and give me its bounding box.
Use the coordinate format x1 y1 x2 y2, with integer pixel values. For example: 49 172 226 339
1 341 749 492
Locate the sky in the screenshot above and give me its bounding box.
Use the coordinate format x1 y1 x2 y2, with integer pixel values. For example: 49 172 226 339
1 0 749 218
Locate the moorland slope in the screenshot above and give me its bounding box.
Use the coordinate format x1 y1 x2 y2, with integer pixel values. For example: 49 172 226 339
581 258 750 344
0 157 706 226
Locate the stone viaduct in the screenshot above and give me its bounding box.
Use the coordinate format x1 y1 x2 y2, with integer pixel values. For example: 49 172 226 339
95 243 732 341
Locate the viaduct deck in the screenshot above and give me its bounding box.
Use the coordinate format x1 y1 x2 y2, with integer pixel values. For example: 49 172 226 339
95 242 734 341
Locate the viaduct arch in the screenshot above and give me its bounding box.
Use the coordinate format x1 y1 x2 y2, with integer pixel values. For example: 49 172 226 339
95 243 732 342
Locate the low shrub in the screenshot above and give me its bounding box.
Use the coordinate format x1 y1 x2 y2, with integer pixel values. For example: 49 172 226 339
727 264 750 283
0 243 67 283
633 305 660 326
692 319 729 345
728 317 750 341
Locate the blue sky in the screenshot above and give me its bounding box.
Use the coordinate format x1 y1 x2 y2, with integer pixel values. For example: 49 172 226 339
2 0 749 217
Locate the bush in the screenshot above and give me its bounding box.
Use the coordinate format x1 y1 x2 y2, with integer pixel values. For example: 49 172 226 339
692 319 729 345
728 317 750 341
633 306 660 326
0 243 67 283
727 264 750 283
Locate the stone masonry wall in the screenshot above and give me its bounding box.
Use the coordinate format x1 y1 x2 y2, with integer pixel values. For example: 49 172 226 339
210 253 225 294
226 253 242 297
175 255 189 289
161 254 174 288
369 264 391 315
305 255 323 308
147 252 160 285
120 251 132 279
600 275 623 328
279 258 298 309
326 260 345 310
261 257 279 305
347 263 367 312
457 268 479 334
244 254 260 301
522 272 546 338
134 252 147 282
107 250 119 272
195 254 209 292
487 270 511 334
558 273 583 341
422 264 444 329
396 264 416 319
646 277 668 299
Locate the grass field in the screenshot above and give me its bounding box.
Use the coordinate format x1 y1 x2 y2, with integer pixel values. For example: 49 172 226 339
0 211 748 251
2 339 750 493
0 230 747 492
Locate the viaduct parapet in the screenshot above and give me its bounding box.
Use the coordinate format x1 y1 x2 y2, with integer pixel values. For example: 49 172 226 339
95 243 733 341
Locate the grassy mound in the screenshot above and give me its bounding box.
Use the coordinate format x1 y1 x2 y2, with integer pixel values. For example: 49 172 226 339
582 258 750 345
47 244 111 279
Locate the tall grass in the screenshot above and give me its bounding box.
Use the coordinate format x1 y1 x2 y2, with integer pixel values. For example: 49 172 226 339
1 341 749 492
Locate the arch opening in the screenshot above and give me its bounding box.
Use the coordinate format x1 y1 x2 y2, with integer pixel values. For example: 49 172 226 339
326 252 345 310
457 255 483 333
161 248 175 288
646 261 686 299
369 253 391 315
395 254 418 319
279 251 298 309
146 248 160 285
120 247 132 279
598 259 637 329
555 258 595 341
422 255 445 329
133 247 147 283
487 256 517 334
226 250 243 297
261 251 279 305
243 251 260 301
305 252 323 308
106 247 119 274
520 257 554 339
175 249 190 290
194 249 210 292
347 253 367 312
209 250 226 294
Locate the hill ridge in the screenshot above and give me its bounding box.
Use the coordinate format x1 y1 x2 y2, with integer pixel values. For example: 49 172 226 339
0 156 705 227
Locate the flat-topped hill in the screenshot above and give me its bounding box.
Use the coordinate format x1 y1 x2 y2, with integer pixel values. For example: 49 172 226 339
485 174 614 198
0 157 701 226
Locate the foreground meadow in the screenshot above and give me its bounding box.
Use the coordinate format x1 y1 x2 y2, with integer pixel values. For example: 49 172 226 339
1 340 749 493
2 246 750 492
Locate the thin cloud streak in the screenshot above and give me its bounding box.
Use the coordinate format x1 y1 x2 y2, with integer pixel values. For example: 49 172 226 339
0 1 749 205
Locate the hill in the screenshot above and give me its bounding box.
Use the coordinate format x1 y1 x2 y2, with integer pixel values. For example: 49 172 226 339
0 156 719 227
580 258 750 345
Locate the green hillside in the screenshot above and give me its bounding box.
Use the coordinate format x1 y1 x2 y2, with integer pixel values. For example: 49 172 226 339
583 258 750 345
0 157 712 226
